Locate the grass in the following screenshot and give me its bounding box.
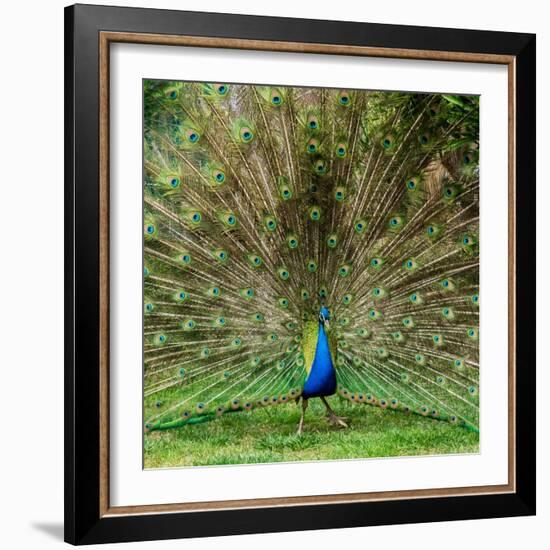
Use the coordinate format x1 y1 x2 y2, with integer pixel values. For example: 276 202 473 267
144 397 479 469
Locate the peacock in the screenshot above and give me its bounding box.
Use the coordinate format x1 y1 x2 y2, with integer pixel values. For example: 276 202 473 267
143 80 480 438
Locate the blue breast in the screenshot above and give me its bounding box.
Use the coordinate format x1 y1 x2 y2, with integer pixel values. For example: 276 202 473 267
302 323 337 399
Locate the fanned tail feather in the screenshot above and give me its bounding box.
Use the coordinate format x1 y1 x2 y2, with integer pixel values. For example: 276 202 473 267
143 81 479 433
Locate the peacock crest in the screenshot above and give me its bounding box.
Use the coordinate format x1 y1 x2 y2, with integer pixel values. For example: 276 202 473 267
143 80 479 443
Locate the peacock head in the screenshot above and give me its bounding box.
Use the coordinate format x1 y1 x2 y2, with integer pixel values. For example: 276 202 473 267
319 306 331 326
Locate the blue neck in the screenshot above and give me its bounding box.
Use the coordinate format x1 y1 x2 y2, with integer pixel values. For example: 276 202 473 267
302 322 337 398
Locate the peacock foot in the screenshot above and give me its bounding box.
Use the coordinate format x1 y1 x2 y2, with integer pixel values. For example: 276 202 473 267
326 414 349 428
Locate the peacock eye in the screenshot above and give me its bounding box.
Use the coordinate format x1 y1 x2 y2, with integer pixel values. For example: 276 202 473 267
338 91 350 106
182 254 191 263
216 84 228 95
342 294 352 305
382 137 393 149
279 298 288 308
192 212 201 223
315 159 327 173
170 177 180 188
240 127 253 142
264 216 277 230
146 224 155 234
336 144 347 157
279 269 289 280
443 186 458 200
334 186 346 201
214 249 228 262
309 207 320 220
338 265 350 277
213 170 225 183
309 119 318 129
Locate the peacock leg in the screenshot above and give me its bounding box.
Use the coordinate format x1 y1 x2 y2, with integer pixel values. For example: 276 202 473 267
320 396 349 428
297 398 308 435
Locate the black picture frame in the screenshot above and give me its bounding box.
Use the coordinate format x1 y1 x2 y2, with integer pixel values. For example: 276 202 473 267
65 3 536 545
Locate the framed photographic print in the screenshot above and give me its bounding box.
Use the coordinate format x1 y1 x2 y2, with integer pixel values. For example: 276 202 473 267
65 3 536 545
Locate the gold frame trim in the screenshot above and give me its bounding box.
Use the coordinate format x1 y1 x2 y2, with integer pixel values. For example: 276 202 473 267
98 31 516 517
